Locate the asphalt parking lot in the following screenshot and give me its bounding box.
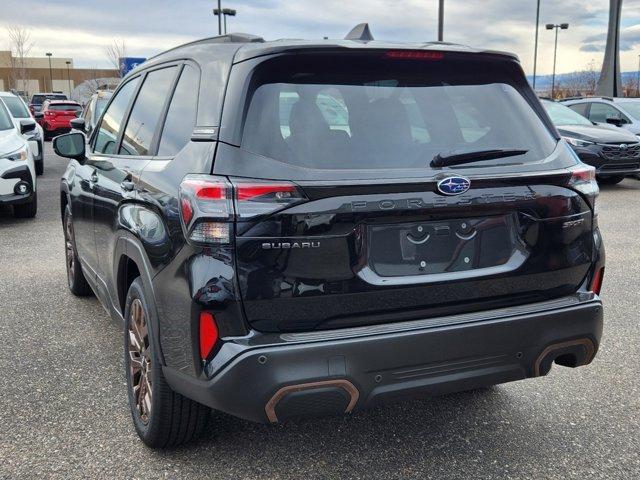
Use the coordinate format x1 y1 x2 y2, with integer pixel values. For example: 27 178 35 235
0 144 639 479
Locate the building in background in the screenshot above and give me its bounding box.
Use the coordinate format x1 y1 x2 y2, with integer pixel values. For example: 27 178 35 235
0 50 118 101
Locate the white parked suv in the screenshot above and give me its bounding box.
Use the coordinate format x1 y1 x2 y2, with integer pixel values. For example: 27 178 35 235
0 99 37 218
0 91 45 175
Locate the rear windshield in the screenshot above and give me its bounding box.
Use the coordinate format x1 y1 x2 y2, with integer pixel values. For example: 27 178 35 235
2 96 30 118
240 53 556 173
32 94 67 105
48 103 82 112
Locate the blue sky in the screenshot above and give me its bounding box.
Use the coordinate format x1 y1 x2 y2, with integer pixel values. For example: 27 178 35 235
2 0 640 74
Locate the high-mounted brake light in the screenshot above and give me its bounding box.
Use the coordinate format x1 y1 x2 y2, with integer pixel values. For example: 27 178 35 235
385 50 445 60
199 312 219 361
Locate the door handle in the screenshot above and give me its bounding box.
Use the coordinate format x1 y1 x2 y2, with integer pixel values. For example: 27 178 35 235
120 181 135 192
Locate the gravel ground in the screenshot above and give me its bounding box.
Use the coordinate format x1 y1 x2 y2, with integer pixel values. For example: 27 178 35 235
0 144 639 479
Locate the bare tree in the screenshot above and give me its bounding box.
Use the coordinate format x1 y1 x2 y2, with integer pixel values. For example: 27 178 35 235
6 26 34 96
104 39 127 73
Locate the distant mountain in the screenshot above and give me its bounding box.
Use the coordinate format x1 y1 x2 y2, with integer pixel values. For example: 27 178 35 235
527 71 640 89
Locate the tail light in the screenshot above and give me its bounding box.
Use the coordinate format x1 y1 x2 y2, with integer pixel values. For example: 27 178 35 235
589 267 604 295
179 175 306 244
567 163 598 211
199 312 219 361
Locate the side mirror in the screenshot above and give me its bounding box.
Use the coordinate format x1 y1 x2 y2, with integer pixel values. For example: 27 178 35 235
20 119 36 134
53 132 86 161
70 117 86 132
605 116 625 127
34 112 44 120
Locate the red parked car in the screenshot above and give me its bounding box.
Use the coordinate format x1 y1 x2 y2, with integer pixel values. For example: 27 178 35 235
40 100 83 139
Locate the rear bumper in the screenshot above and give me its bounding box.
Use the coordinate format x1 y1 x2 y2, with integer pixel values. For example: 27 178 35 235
163 293 603 423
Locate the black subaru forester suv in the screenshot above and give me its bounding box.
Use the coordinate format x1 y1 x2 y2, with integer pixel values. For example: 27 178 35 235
55 32 605 448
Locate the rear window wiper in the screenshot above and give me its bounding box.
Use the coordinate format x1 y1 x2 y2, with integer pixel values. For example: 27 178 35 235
431 149 529 168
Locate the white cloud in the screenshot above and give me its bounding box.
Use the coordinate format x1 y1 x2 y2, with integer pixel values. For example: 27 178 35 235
1 0 640 74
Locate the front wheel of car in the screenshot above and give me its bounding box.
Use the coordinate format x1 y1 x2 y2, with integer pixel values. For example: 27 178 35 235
124 278 210 448
597 174 625 185
63 205 93 296
35 159 44 176
13 193 37 219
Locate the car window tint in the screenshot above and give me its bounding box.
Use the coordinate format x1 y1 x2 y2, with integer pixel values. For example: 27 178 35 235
567 102 589 117
94 78 140 154
120 67 177 156
157 65 199 156
3 96 30 118
589 103 626 123
0 102 13 130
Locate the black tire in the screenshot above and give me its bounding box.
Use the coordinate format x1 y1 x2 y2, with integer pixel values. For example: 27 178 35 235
124 278 210 448
63 205 93 296
13 192 37 219
597 174 625 185
35 159 44 176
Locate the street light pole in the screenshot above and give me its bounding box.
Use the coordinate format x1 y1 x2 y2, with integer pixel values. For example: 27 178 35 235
223 8 236 34
546 23 569 98
46 52 53 91
533 0 541 90
636 55 639 97
65 61 72 97
217 0 222 35
438 0 444 41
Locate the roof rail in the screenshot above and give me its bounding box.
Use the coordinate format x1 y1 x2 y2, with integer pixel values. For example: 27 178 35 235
559 95 614 102
344 23 374 41
145 33 264 62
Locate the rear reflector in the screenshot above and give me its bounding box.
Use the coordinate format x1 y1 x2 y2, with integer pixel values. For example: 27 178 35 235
589 267 604 295
385 50 445 60
199 312 219 361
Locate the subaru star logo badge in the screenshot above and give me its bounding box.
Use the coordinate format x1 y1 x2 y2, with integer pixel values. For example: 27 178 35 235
619 143 628 150
437 176 471 195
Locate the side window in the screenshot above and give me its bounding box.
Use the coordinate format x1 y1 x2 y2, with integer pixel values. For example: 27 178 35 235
120 66 177 156
157 65 199 156
589 103 627 123
83 100 93 124
93 79 139 154
568 102 588 117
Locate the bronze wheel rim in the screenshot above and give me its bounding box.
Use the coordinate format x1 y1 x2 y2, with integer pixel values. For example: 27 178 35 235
64 216 75 286
128 298 152 425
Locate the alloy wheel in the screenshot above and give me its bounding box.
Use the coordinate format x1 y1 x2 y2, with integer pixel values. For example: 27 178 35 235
128 298 153 425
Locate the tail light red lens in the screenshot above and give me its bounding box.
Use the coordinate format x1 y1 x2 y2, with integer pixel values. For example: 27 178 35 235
233 180 306 220
589 267 604 295
199 312 219 361
179 175 307 244
567 163 598 210
384 50 445 60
